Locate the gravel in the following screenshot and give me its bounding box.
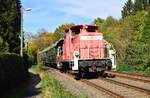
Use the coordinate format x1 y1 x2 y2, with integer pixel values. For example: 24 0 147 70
109 76 150 91
47 68 150 98
89 78 150 98
48 68 112 98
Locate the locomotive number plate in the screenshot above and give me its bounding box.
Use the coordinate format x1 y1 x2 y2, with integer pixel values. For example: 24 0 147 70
80 36 103 40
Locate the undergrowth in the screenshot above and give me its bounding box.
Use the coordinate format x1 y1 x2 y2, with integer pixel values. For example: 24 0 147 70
34 64 76 98
117 64 150 75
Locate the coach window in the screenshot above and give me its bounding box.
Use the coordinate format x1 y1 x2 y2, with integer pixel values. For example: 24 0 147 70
60 46 63 55
57 47 60 56
57 46 63 56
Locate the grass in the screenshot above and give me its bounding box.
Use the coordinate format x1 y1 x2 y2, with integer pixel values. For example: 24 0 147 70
117 64 150 76
34 64 77 98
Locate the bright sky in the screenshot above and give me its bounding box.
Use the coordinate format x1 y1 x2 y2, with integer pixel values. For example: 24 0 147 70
22 0 127 34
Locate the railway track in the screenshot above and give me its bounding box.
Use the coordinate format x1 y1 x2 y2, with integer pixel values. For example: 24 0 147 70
49 68 150 98
50 68 150 98
105 70 150 83
75 72 150 97
81 79 124 98
80 76 150 98
99 77 150 95
80 75 150 97
66 73 123 98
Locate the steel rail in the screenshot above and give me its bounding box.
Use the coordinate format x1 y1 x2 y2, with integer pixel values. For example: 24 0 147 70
106 71 150 83
81 79 124 98
67 73 124 98
99 77 150 95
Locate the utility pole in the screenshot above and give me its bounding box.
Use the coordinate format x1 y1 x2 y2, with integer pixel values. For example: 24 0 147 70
20 7 31 57
20 7 23 57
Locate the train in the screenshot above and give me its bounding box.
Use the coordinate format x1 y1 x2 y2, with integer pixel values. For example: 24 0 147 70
37 25 116 79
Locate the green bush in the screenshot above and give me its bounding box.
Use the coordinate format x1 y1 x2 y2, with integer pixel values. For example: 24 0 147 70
0 53 28 94
117 64 150 75
144 67 150 75
117 64 135 72
0 37 9 52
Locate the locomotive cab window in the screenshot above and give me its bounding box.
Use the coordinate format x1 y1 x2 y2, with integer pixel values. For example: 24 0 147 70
71 29 80 36
70 25 81 36
87 26 98 32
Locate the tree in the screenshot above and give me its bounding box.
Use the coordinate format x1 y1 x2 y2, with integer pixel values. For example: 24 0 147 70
134 0 143 13
122 0 150 18
138 13 150 68
0 37 9 53
121 0 134 18
0 0 21 54
27 31 54 64
122 13 150 72
119 12 148 65
101 16 118 32
53 23 74 42
93 17 104 32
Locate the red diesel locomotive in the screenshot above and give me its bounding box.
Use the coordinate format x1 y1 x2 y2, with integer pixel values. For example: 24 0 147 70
38 25 116 79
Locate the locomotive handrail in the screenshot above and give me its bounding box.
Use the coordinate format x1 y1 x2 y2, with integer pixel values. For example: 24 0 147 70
104 40 116 52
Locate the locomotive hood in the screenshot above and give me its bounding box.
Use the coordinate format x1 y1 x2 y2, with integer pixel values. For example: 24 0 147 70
79 33 105 60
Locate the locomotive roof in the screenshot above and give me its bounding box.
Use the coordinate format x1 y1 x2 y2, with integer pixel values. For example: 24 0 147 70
65 25 98 32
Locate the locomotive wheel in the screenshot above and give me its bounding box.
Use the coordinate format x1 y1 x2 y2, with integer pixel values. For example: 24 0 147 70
62 65 67 73
75 68 83 80
100 70 107 77
75 74 81 80
107 66 112 70
59 67 64 73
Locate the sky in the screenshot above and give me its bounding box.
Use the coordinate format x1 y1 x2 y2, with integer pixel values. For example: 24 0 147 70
22 0 127 34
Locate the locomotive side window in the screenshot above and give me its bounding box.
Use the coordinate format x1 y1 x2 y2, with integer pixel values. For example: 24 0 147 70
70 26 81 36
71 29 80 36
71 31 76 36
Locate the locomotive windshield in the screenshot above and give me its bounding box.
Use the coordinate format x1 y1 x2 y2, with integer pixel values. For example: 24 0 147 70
71 26 81 36
87 26 98 32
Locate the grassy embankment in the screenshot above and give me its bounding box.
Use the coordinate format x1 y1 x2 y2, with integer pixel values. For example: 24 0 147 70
117 64 150 76
33 64 76 98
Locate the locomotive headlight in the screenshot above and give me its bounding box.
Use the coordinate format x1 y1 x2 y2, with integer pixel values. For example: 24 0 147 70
74 51 79 57
73 51 79 70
